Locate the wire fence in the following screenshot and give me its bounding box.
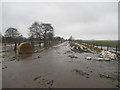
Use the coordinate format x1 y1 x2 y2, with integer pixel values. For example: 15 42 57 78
1 40 62 54
80 42 120 54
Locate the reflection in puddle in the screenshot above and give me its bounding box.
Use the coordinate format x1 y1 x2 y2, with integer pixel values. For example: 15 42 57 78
19 53 33 59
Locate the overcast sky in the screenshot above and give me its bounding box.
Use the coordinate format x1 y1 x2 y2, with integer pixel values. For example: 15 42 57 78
1 2 118 40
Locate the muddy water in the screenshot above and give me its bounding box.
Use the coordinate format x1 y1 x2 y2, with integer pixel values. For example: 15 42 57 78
2 41 119 88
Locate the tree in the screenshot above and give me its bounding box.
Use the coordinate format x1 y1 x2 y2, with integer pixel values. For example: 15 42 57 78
46 32 54 40
54 36 64 41
41 23 54 41
69 36 73 41
29 22 54 40
0 33 2 42
29 22 43 39
29 22 54 46
4 28 20 38
16 35 27 42
0 33 2 38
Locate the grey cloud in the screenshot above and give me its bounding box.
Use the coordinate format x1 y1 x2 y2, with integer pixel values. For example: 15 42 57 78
1 2 118 40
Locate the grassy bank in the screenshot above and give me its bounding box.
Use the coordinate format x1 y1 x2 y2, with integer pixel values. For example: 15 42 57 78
70 41 102 52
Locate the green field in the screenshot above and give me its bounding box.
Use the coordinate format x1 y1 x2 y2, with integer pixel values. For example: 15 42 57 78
80 40 119 49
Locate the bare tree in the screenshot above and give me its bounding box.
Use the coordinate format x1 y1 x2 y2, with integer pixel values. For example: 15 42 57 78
0 33 2 42
69 36 73 41
46 32 54 40
29 22 54 46
54 36 64 41
0 33 2 38
4 28 20 38
41 23 54 43
29 22 43 39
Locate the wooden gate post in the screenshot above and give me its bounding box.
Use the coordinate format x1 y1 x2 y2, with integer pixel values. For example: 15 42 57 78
107 45 109 51
19 42 21 45
31 42 34 48
101 44 102 50
116 46 117 53
14 42 17 51
4 43 6 52
39 42 41 47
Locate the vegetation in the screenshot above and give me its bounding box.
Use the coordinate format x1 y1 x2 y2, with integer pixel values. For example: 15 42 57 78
81 40 119 48
4 28 20 38
29 22 54 41
1 21 64 43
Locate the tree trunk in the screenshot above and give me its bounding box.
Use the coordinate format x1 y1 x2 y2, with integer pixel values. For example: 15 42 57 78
44 30 47 47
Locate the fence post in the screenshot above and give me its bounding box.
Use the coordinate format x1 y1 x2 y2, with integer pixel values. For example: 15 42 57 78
101 44 102 50
46 41 48 47
39 42 41 48
44 41 46 47
18 42 21 45
47 41 48 47
116 46 117 53
50 41 52 45
48 41 49 47
14 42 17 51
96 44 98 48
50 41 51 46
4 43 6 52
47 41 49 46
107 45 109 51
49 41 50 46
31 42 34 48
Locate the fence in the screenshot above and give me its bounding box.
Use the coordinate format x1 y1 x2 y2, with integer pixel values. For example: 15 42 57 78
1 40 62 54
80 42 119 53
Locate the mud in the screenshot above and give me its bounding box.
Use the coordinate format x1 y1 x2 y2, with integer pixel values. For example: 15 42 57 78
33 76 54 88
68 55 78 59
99 73 117 80
73 69 90 76
2 41 119 88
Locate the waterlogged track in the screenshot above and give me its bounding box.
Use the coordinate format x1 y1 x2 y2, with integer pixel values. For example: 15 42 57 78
2 41 119 88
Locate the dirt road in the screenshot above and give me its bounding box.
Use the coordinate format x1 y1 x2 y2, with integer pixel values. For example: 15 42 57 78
2 41 119 88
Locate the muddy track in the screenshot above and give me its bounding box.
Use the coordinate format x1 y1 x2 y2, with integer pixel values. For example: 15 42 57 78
2 41 119 88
